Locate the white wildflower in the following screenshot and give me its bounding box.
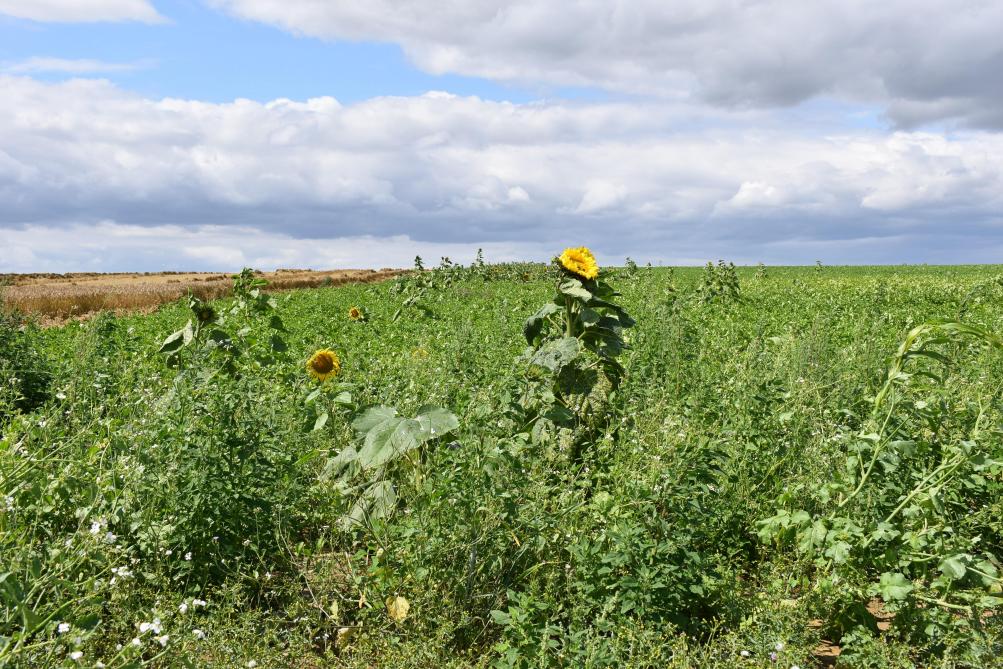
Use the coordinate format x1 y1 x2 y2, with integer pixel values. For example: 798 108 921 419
155 634 169 647
179 602 188 614
69 650 83 661
740 650 750 658
138 618 161 635
193 629 205 640
58 622 71 634
185 552 192 561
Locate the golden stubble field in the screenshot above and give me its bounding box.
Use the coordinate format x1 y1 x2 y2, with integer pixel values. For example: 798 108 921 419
1 268 403 325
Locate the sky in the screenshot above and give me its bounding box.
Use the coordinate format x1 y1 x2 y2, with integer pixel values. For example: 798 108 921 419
1 0 1002 271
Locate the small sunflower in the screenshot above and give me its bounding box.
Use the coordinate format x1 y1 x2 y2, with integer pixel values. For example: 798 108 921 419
348 306 364 321
558 247 599 280
306 348 341 382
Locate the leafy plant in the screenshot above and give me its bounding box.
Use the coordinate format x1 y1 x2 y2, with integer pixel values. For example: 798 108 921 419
760 321 1003 654
697 260 741 304
520 248 634 460
324 404 459 529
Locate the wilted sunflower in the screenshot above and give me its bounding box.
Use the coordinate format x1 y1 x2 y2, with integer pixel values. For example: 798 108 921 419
385 596 410 623
306 349 341 381
348 306 363 321
558 247 599 280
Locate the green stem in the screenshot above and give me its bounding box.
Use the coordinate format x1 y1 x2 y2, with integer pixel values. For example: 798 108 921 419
838 404 896 509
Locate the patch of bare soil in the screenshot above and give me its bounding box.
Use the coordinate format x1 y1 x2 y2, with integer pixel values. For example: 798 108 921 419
1 268 404 325
810 599 893 667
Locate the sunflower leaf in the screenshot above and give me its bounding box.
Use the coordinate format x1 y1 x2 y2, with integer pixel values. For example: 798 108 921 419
529 337 581 372
352 406 399 437
559 279 593 301
158 327 188 354
413 406 459 441
524 303 562 345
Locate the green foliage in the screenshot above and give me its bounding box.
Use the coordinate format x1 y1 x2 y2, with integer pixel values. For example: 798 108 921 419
324 403 459 529
759 321 1003 657
697 260 742 304
519 258 634 461
0 305 50 425
3 263 1003 668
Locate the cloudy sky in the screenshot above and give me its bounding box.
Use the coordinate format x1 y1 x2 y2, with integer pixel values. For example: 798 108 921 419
2 0 1002 271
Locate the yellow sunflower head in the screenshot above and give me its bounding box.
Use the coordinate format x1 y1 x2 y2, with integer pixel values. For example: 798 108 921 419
558 247 599 280
348 306 363 321
306 348 341 381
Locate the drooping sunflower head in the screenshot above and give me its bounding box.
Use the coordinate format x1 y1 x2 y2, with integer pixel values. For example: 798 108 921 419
306 348 341 381
194 304 217 324
558 247 599 280
348 306 363 321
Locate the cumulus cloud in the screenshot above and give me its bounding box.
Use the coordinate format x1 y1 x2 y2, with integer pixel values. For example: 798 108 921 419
2 75 1003 269
211 0 1003 129
0 222 541 272
0 0 163 23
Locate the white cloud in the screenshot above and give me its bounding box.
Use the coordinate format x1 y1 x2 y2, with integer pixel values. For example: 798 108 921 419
211 0 1003 128
2 75 1003 269
0 0 163 23
0 222 542 272
4 57 153 75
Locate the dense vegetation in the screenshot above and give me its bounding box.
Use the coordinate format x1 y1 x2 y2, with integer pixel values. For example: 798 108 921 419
2 258 1002 668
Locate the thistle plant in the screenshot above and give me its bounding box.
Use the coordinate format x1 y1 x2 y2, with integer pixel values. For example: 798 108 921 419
698 260 741 304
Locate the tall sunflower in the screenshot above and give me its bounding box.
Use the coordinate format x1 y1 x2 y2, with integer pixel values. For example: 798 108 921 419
306 348 341 381
558 247 599 280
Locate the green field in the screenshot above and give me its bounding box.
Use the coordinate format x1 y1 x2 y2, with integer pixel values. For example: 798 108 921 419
2 261 1003 668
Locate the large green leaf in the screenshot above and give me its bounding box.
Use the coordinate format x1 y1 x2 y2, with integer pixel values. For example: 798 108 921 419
529 337 581 372
524 303 562 344
877 572 913 601
352 406 399 437
413 406 459 440
158 320 193 354
559 279 593 301
939 554 968 581
357 416 406 469
345 481 397 527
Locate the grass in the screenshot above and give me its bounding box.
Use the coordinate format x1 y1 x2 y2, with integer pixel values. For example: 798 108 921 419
1 262 1002 668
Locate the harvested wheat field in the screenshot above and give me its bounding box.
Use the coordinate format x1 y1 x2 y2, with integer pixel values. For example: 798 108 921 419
0 268 403 324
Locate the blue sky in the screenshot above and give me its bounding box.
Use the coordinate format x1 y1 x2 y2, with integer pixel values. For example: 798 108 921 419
1 0 1002 271
0 1 604 104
